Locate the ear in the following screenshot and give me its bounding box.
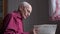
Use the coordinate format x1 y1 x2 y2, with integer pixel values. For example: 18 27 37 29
20 5 24 11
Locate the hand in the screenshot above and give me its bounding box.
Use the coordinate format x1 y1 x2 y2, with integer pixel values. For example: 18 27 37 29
29 27 38 34
33 28 38 34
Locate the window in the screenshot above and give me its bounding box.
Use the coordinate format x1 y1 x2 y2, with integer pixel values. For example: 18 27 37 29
49 0 60 21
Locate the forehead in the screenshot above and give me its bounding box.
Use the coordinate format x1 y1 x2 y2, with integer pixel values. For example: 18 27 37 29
26 5 32 12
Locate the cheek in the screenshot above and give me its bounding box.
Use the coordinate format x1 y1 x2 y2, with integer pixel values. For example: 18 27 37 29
23 10 26 14
24 10 27 15
23 10 30 16
25 12 28 16
23 11 27 16
25 12 29 17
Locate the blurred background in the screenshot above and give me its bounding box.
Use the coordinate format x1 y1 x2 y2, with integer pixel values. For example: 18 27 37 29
0 0 60 34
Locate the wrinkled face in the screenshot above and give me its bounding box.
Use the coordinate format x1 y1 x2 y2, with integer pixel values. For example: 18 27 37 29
20 5 32 19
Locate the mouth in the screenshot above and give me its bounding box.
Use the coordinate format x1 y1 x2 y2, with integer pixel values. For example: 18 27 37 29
26 15 28 18
26 15 29 18
24 14 29 19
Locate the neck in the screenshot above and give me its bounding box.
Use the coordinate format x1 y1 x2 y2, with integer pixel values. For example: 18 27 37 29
18 10 23 18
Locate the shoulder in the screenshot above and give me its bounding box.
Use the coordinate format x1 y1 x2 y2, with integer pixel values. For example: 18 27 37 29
11 11 22 18
5 10 22 19
7 11 17 17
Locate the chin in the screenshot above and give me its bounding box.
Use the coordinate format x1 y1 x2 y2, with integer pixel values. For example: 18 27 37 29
23 16 28 19
24 17 27 19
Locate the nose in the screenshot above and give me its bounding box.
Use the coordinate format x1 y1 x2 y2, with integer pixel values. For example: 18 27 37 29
28 13 30 16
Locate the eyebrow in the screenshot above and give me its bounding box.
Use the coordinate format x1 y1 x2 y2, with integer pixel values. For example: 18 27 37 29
27 9 31 13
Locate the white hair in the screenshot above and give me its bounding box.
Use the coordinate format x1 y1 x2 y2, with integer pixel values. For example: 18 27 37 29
19 1 32 9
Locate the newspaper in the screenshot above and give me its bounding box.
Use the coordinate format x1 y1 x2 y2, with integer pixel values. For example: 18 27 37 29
34 24 57 34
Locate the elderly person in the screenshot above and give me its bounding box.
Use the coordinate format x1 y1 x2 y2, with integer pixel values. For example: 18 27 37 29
1 1 37 34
